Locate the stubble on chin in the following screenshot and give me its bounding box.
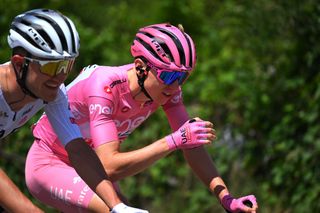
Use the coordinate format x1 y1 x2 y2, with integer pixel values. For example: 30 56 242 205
39 90 59 102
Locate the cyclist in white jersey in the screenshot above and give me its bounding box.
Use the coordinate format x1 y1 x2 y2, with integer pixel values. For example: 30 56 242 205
0 9 147 213
26 23 258 212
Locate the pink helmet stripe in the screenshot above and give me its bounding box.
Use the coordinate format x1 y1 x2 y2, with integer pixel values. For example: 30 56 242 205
184 33 196 68
136 32 171 64
132 40 171 68
151 25 191 68
142 27 181 66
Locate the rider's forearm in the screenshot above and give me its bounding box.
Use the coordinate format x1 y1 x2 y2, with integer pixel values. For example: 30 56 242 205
65 138 121 209
183 146 230 201
99 138 171 181
0 168 43 213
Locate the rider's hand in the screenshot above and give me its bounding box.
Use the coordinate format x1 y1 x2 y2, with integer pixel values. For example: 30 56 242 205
110 203 149 213
165 118 215 150
222 194 258 213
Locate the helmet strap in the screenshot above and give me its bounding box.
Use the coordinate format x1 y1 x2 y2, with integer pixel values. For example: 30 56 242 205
13 59 39 99
136 66 153 101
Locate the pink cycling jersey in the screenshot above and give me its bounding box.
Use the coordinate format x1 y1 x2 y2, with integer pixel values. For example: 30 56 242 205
32 64 185 158
26 64 188 212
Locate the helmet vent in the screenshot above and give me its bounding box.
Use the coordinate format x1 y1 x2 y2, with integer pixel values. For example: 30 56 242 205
33 14 68 53
136 37 162 62
153 27 186 66
8 9 80 59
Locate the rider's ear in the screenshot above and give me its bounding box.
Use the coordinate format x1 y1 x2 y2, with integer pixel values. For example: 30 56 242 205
134 58 147 74
136 66 145 73
11 55 24 71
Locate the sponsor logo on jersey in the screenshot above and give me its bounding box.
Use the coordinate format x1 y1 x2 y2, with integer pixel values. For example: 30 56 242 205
0 111 9 118
110 79 126 88
77 185 90 208
73 176 82 184
115 110 151 138
82 64 98 73
89 104 113 115
22 106 34 116
50 186 73 204
104 86 112 94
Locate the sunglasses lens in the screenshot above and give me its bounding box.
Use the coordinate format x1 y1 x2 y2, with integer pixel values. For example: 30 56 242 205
178 72 189 85
159 71 189 85
40 60 74 76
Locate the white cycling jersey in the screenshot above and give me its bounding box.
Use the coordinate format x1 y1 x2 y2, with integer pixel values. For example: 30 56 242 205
0 67 81 145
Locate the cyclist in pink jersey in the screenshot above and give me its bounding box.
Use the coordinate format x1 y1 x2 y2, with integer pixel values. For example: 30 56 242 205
0 9 146 213
26 23 258 212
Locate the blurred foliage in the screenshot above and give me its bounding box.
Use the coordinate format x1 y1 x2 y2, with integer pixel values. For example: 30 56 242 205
0 0 320 212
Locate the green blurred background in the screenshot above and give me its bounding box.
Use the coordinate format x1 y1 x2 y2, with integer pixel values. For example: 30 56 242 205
0 0 319 212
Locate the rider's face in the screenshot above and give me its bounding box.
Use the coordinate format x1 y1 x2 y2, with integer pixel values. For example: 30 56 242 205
27 61 68 102
12 55 69 102
144 68 181 105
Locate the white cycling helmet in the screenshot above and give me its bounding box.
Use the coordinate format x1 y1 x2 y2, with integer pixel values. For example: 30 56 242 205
8 8 80 60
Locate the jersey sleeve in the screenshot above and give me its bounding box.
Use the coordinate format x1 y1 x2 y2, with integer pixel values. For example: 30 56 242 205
79 67 121 148
87 96 119 148
44 84 82 146
162 90 189 131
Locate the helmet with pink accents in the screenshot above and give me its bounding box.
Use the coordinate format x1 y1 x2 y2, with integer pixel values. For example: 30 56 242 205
130 23 196 72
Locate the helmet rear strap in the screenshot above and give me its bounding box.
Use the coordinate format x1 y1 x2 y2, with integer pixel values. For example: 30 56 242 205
136 66 153 101
13 59 39 99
